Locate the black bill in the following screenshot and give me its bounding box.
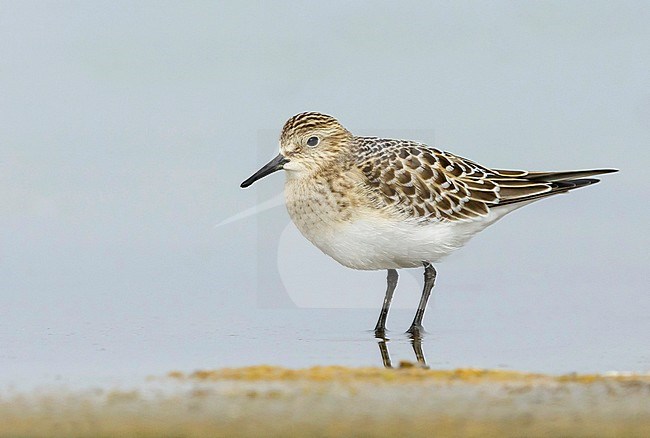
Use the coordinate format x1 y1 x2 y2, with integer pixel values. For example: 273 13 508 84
240 153 288 188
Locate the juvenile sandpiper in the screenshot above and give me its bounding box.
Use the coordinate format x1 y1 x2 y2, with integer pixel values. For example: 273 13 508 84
241 112 617 338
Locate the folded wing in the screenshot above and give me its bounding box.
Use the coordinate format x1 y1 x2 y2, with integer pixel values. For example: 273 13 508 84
355 138 617 222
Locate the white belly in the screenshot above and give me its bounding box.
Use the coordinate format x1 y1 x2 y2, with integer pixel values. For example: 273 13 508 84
303 217 479 270
284 175 522 271
287 203 515 270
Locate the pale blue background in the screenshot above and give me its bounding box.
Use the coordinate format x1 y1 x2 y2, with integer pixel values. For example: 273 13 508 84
1 1 648 386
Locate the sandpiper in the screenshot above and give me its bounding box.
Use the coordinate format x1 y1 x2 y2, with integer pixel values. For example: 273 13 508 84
241 112 617 338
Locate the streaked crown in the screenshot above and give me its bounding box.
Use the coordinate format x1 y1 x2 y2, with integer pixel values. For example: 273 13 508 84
279 112 353 175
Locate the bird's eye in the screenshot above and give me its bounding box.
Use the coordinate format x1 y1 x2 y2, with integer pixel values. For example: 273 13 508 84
306 136 319 147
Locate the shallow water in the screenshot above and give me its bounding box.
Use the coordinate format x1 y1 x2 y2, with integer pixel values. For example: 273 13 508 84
2 303 649 392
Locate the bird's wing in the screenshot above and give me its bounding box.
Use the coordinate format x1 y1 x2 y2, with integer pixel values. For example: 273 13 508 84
354 138 604 223
492 168 618 181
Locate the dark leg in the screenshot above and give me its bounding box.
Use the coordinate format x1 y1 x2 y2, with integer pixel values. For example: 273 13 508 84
406 262 437 338
374 269 398 338
410 337 428 369
377 338 393 368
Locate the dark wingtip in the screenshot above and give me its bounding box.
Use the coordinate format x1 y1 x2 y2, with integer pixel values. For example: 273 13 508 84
554 178 601 189
571 178 601 188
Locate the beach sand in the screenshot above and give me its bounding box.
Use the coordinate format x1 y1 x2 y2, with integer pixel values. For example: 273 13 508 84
2 365 649 437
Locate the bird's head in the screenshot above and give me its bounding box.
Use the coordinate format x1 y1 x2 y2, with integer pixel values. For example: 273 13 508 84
241 112 353 188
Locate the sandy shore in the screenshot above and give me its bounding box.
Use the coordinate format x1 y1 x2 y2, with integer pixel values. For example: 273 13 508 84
2 365 649 437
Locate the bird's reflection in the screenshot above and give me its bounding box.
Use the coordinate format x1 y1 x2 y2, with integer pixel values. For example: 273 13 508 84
375 334 428 369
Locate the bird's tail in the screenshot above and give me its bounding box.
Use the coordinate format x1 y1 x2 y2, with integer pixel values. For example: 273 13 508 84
488 168 618 206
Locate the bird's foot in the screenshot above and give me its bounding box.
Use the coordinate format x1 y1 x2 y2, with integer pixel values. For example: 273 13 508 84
374 327 388 340
405 324 426 339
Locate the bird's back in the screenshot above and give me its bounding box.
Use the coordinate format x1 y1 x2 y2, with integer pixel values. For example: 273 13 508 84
351 136 616 224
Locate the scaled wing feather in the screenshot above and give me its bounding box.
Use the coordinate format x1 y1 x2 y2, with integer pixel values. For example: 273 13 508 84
354 138 602 222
